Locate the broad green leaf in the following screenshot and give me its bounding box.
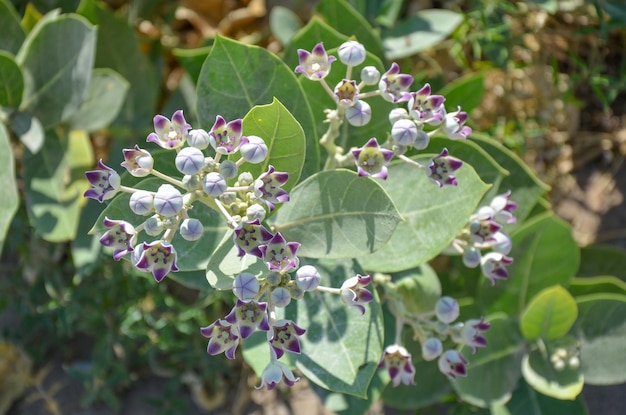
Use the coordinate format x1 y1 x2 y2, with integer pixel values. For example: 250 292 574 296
472 134 549 227
71 198 102 279
17 14 96 128
205 230 266 290
313 369 388 415
68 68 130 131
92 178 227 271
272 169 402 259
438 72 485 114
577 244 626 280
197 36 319 180
283 16 349 70
505 379 588 415
480 213 579 316
23 130 92 242
392 263 442 315
569 276 626 298
520 285 578 341
0 51 23 108
521 340 584 400
168 269 210 291
381 9 463 59
453 315 525 408
237 98 306 194
0 124 18 253
21 3 47 33
270 6 302 47
172 46 211 84
286 259 384 398
9 111 44 154
382 328 451 409
79 1 158 130
315 0 386 60
300 47 396 153
570 294 626 385
357 156 489 273
0 0 26 54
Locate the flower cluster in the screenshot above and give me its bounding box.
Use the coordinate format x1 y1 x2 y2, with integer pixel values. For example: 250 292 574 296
296 41 471 185
451 191 518 285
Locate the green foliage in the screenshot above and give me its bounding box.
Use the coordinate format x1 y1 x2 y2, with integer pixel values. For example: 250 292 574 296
0 51 24 108
0 0 26 54
520 285 578 341
0 124 18 252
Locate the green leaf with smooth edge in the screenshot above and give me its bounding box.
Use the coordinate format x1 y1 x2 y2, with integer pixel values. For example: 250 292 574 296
479 213 580 316
17 14 96 128
438 72 485 114
472 133 549 227
168 269 211 291
314 369 388 415
272 169 401 259
93 178 227 271
172 46 211 85
270 6 302 47
300 47 396 151
315 0 386 60
23 130 91 242
570 294 626 385
283 16 349 70
422 136 509 187
521 340 584 400
577 244 626 280
452 315 526 408
197 36 319 180
0 124 18 253
505 379 588 415
237 98 305 194
392 263 442 315
205 230 266 290
286 258 384 398
0 0 26 54
0 51 23 108
381 9 463 59
9 111 44 154
382 328 451 409
79 1 158 130
569 276 626 297
357 156 489 273
69 68 130 131
520 285 578 341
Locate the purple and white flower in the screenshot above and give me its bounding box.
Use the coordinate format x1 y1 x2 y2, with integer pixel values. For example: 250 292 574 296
378 63 413 103
438 350 468 380
426 148 463 187
84 160 121 202
481 252 513 285
378 344 416 387
443 106 472 140
99 217 135 261
209 116 247 154
295 42 335 80
224 299 270 339
269 319 306 359
256 360 299 390
340 274 373 315
134 240 179 282
200 319 240 360
408 84 446 125
334 79 359 108
121 145 153 177
460 318 490 353
351 137 394 180
254 166 290 211
234 219 273 257
258 232 300 273
146 110 190 150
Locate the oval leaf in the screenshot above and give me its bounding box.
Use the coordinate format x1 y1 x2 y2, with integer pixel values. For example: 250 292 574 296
570 294 626 385
0 124 18 252
452 315 525 408
286 258 383 398
17 14 96 128
357 156 489 272
480 213 580 316
505 379 588 415
0 0 26 55
438 72 485 114
520 285 578 341
578 244 626 280
270 6 302 47
273 169 402 259
197 35 319 180
0 51 23 108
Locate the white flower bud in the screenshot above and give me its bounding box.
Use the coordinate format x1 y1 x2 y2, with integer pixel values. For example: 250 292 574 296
144 216 164 236
271 287 292 307
219 159 238 179
129 190 154 215
202 172 227 197
435 296 460 324
360 66 380 85
246 204 266 222
153 184 183 217
176 147 205 175
345 100 372 127
295 265 321 291
240 135 268 164
338 40 366 66
187 129 210 150
391 119 418 146
180 218 203 241
232 272 260 300
388 107 409 124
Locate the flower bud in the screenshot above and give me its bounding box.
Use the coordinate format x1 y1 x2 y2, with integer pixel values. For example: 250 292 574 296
360 66 380 85
435 296 459 324
202 172 227 197
463 247 481 268
203 157 216 171
187 128 210 150
176 147 205 175
232 272 260 300
182 174 201 191
246 203 266 222
153 184 183 217
240 135 268 164
144 216 164 236
266 272 282 286
492 232 512 255
295 265 321 291
287 282 305 300
388 108 409 124
180 218 203 241
422 337 443 361
345 100 372 127
414 129 430 150
338 40 366 66
220 159 238 179
129 190 154 215
220 192 237 206
238 172 254 186
271 287 292 308
391 119 418 146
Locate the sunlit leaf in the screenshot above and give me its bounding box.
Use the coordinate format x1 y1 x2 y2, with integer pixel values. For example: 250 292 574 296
0 124 18 253
520 285 578 341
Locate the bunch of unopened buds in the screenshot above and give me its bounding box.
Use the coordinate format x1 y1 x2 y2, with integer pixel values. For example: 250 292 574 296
296 40 469 185
84 110 375 390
